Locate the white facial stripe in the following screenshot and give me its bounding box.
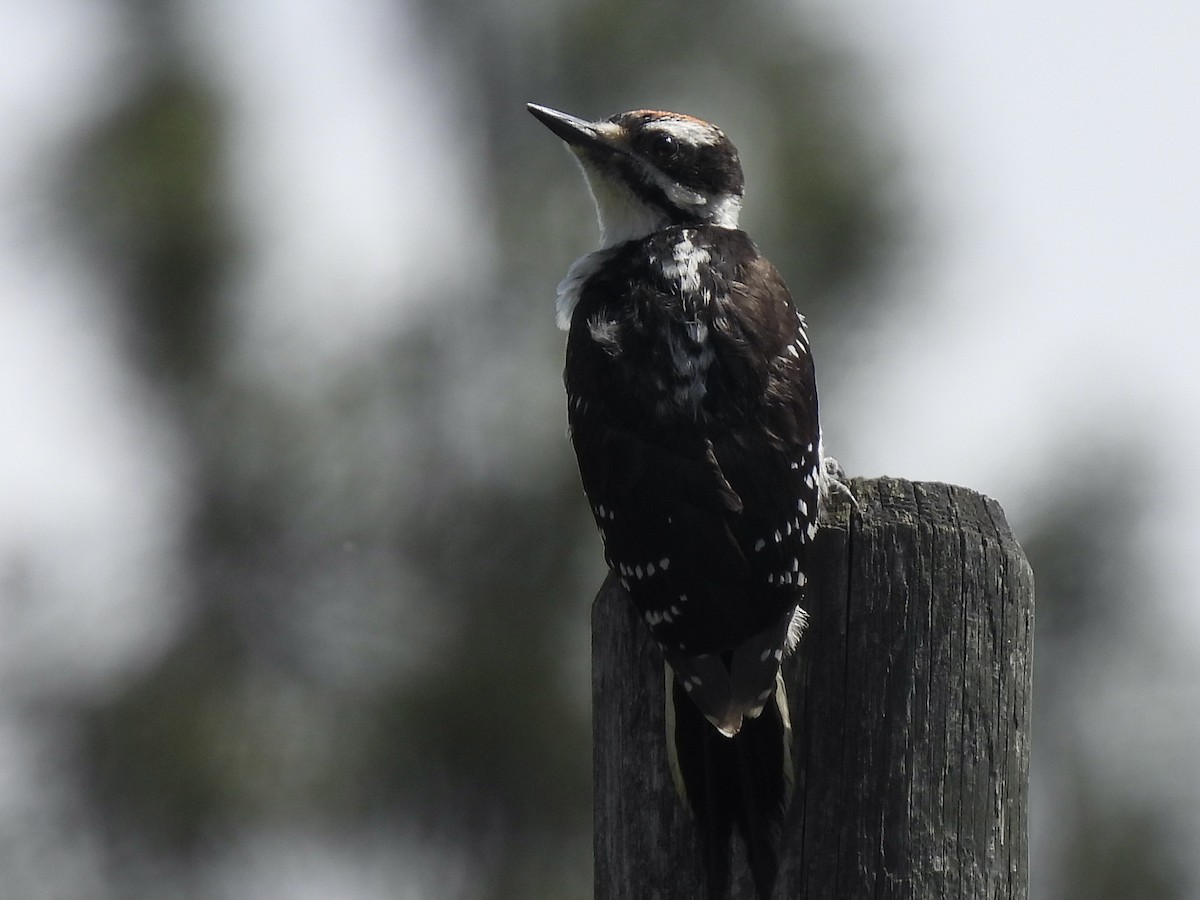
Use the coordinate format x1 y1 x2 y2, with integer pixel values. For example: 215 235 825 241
646 117 723 147
706 193 742 229
647 168 740 228
664 180 706 208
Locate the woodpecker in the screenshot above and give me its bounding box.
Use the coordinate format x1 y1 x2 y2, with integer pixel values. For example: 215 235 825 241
530 102 825 899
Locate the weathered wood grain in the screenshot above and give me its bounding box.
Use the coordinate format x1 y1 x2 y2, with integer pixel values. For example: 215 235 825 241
593 477 1034 899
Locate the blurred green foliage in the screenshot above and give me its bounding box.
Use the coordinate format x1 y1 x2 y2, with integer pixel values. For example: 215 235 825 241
68 72 233 384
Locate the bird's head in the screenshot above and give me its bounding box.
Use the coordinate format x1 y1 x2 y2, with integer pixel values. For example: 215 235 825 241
528 103 744 248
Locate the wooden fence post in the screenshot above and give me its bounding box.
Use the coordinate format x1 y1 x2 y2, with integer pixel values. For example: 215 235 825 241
593 477 1035 899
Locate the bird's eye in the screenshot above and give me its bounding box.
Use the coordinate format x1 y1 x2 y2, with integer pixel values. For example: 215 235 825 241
647 132 678 161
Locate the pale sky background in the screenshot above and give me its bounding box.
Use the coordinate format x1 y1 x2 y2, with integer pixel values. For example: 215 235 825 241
828 1 1200 657
2 0 1198 895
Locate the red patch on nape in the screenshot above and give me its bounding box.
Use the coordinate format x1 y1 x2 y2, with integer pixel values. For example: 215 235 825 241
631 109 713 127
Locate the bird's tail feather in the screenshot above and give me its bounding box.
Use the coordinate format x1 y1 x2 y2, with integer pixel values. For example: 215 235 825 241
668 670 793 900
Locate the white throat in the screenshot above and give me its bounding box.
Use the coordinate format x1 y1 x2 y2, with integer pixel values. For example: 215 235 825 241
579 166 671 248
576 159 742 249
554 157 742 331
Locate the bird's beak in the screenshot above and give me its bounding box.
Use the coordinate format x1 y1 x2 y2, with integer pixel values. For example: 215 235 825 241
527 103 615 155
